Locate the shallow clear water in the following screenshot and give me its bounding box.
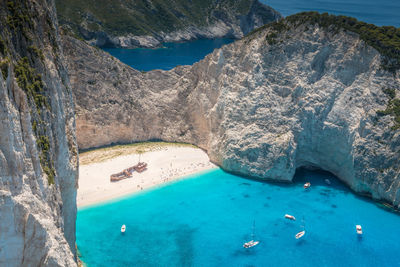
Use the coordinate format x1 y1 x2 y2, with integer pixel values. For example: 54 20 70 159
103 38 234 71
77 168 400 267
261 0 400 27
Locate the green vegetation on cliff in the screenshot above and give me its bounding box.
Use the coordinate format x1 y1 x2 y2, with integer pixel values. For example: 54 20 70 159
249 12 400 72
286 12 400 72
377 88 400 130
15 57 56 184
1 0 58 185
56 0 265 37
256 12 400 72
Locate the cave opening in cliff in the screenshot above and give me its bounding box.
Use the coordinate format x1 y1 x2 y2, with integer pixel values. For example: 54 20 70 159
292 166 349 191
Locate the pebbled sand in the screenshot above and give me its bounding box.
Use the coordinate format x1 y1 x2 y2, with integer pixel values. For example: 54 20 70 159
77 145 216 208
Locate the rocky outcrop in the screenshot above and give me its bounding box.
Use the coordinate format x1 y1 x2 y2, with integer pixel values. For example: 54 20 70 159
64 15 400 208
56 0 281 48
0 0 77 266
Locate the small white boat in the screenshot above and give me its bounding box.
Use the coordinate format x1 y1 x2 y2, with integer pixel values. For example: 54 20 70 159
285 214 296 221
356 225 362 235
304 182 311 189
121 224 126 233
243 240 259 248
295 230 305 239
243 220 259 248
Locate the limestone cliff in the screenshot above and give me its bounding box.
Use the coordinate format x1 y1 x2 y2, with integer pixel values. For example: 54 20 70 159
56 0 281 48
64 14 400 208
0 0 77 265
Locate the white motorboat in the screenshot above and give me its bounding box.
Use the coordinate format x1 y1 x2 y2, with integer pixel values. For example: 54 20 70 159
121 224 126 233
243 240 260 248
284 214 296 221
304 182 311 189
295 230 305 239
356 225 362 235
295 217 306 239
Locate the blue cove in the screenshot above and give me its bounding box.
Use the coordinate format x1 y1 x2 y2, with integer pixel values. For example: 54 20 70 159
103 38 234 71
77 168 400 267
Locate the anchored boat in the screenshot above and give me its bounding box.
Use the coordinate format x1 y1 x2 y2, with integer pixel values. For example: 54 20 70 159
295 217 306 239
243 220 259 248
285 214 296 221
356 225 362 235
295 230 305 239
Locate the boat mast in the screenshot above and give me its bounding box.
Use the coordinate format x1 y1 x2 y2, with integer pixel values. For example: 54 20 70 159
252 220 255 239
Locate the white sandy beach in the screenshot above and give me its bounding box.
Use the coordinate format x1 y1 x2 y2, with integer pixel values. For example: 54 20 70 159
78 145 217 207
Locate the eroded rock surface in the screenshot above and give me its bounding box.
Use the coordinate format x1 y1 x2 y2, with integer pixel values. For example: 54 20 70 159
0 0 77 265
64 19 400 207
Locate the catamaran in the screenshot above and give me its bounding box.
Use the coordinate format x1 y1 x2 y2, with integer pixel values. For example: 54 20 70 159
243 220 259 248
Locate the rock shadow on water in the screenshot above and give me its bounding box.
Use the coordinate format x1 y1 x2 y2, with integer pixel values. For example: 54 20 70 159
168 224 197 266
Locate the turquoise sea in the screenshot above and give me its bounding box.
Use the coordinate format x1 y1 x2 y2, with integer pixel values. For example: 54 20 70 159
103 38 234 71
77 168 400 266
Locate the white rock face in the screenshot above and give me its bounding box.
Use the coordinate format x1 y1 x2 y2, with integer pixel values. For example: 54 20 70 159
64 22 400 207
0 0 77 265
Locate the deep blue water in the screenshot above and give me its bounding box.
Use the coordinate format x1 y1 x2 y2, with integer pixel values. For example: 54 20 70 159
104 1 399 71
77 168 400 267
261 0 400 27
103 38 234 71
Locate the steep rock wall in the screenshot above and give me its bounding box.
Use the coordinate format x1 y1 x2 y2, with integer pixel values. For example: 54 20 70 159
64 19 400 208
0 0 77 265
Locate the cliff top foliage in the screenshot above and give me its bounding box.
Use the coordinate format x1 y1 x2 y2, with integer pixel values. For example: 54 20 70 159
56 0 254 37
377 88 400 130
248 12 400 72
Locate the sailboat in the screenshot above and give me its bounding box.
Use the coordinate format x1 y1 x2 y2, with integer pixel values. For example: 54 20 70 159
243 220 260 248
295 217 306 239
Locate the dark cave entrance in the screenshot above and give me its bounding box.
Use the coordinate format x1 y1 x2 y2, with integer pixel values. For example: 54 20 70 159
292 166 350 192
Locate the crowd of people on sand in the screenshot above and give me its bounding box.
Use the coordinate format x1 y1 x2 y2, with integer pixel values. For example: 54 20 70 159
159 162 212 183
110 159 213 191
78 146 215 207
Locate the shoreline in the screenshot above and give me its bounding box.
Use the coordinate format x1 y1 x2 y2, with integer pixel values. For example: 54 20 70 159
77 144 217 208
